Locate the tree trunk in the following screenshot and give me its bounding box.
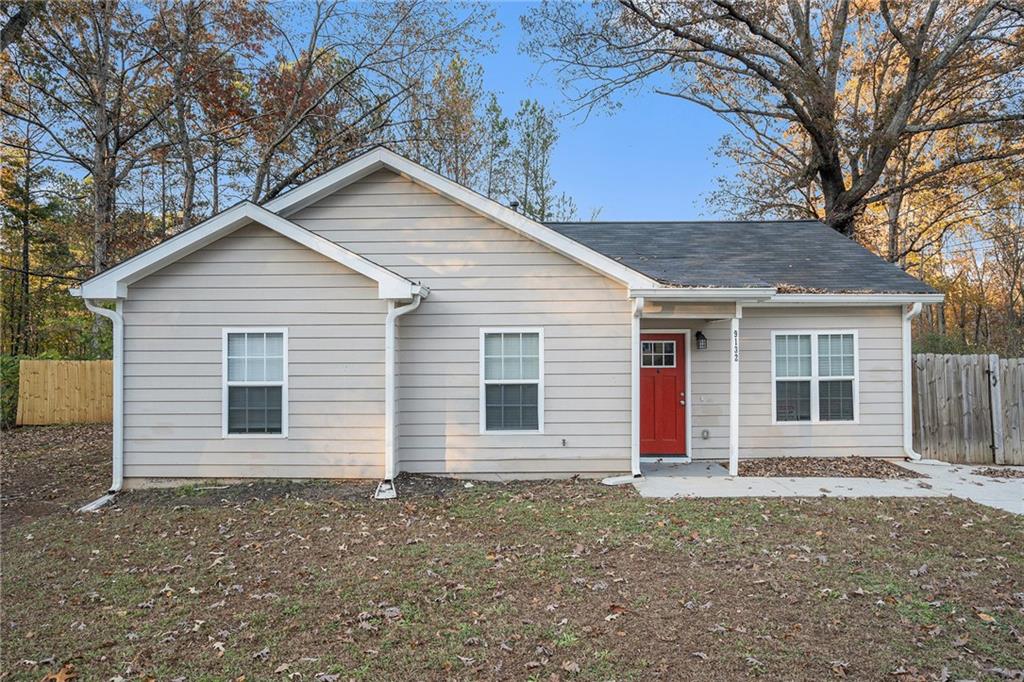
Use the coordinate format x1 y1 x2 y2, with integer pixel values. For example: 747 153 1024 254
90 156 115 352
885 191 902 263
18 138 32 355
172 44 196 230
160 155 168 236
211 143 220 214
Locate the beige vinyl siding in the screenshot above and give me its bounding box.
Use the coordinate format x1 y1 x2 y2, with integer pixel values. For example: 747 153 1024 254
291 169 632 477
645 306 904 458
122 222 388 481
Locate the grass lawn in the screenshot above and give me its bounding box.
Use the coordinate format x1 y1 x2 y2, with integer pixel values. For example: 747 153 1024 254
2 426 1023 681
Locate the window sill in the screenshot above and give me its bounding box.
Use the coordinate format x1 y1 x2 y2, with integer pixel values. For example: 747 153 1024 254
770 420 859 426
480 429 545 436
223 433 288 439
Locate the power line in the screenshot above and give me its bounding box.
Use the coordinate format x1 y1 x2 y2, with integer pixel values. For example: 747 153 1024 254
0 265 83 281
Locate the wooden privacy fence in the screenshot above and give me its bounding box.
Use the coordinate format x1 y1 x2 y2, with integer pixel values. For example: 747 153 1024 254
15 360 113 425
912 353 1024 465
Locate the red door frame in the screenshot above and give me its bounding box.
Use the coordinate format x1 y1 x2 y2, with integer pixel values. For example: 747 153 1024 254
640 333 688 456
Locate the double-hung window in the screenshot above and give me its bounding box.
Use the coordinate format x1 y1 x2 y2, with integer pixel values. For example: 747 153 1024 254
223 329 288 437
772 331 857 424
480 329 543 433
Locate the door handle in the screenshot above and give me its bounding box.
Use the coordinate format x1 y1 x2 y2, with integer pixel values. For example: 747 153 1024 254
680 399 686 405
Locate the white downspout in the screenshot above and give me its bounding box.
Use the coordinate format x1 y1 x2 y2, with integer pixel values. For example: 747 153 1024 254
630 296 644 478
603 295 644 485
902 302 923 461
79 298 124 511
375 293 423 500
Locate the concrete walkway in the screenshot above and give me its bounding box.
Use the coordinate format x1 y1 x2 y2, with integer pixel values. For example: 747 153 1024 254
633 460 1024 514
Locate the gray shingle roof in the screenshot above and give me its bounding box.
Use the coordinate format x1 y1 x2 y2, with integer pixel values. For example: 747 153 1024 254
545 220 937 294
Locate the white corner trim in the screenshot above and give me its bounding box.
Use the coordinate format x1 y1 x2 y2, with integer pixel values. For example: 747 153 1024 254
265 147 661 290
72 201 418 300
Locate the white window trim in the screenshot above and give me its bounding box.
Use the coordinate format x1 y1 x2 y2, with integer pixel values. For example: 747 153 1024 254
222 327 289 438
770 329 859 425
479 327 545 435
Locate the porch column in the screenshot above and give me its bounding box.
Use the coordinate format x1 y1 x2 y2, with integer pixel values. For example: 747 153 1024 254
728 304 741 476
630 296 644 477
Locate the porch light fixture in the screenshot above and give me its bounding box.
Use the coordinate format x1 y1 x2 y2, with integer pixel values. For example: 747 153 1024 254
695 331 708 350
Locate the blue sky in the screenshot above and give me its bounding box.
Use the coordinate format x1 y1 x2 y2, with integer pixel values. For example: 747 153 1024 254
478 2 735 221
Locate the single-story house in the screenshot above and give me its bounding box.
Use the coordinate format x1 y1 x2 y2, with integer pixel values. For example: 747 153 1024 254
72 147 942 503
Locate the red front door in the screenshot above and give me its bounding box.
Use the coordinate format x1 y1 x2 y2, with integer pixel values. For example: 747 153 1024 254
640 333 687 456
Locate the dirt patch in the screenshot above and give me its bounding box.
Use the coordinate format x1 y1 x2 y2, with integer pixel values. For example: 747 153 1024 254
0 424 112 525
121 471 470 509
739 456 922 479
973 467 1024 479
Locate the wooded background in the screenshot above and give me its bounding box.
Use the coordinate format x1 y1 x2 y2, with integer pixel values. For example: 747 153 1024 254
2 0 1022 364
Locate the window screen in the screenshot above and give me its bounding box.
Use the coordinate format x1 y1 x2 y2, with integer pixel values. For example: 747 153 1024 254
226 331 285 435
774 334 812 422
773 331 857 423
483 331 541 431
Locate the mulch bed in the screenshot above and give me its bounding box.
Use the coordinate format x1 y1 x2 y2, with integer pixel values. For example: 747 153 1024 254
739 456 922 479
973 466 1024 479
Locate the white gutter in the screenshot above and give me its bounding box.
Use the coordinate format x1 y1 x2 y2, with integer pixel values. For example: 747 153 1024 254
630 287 775 301
375 292 425 500
902 302 923 460
79 298 124 511
750 293 945 306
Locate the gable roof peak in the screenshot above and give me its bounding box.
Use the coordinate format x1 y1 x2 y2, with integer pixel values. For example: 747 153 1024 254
73 200 420 301
263 147 661 290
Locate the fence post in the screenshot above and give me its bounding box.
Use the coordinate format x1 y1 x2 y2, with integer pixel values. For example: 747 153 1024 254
988 353 1005 465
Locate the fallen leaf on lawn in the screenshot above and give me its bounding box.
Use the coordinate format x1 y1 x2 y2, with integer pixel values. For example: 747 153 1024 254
691 652 708 660
39 664 76 682
978 612 996 623
830 660 848 676
274 663 290 674
212 641 225 657
561 660 580 673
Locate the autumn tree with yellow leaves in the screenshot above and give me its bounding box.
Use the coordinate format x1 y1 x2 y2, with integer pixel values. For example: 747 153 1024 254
526 0 1024 353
